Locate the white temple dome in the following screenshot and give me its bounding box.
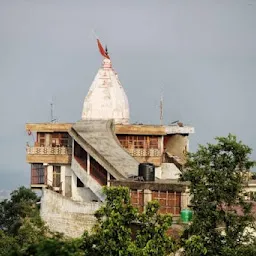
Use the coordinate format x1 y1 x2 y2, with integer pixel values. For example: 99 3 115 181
81 57 130 124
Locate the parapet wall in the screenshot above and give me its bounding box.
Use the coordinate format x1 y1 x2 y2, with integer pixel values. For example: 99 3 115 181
40 188 101 238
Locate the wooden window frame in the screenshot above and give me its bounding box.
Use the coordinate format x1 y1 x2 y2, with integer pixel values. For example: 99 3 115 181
31 164 46 184
53 166 61 187
152 190 181 215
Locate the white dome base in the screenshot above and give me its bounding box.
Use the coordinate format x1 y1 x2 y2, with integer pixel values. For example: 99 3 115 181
82 58 129 124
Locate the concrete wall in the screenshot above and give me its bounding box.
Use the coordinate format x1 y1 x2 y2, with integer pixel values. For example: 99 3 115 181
49 163 99 202
71 172 99 202
40 189 101 238
165 134 188 163
155 163 181 180
161 163 181 179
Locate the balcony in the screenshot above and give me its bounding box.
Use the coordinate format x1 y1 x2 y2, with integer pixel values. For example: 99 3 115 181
126 148 161 157
26 146 72 164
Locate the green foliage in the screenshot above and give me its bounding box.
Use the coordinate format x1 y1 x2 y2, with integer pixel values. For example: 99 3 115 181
183 235 207 256
21 237 84 256
0 187 49 255
82 186 175 256
180 134 256 255
83 186 136 255
0 230 18 256
136 201 174 255
0 186 41 235
0 186 177 255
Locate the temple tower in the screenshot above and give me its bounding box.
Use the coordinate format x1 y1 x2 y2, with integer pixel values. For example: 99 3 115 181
81 40 129 124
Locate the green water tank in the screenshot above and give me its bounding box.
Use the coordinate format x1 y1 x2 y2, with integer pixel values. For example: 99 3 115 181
180 209 193 223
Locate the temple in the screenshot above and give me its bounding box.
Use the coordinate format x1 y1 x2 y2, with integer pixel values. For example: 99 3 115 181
25 39 194 237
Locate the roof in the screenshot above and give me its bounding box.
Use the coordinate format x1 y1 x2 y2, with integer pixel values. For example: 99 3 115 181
25 123 73 132
115 124 194 135
110 179 189 192
69 120 139 179
26 123 194 135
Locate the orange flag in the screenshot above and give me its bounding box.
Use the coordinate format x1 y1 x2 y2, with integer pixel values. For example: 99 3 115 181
97 39 110 59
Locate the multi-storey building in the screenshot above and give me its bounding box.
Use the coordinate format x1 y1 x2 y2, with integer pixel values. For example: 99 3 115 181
25 41 194 237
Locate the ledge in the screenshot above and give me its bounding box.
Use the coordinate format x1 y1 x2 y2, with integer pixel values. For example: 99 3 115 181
26 154 71 164
26 123 73 132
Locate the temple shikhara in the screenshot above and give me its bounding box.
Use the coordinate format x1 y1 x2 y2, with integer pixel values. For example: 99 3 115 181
25 40 195 237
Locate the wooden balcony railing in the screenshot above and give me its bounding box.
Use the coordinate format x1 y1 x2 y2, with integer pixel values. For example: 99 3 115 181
26 146 72 155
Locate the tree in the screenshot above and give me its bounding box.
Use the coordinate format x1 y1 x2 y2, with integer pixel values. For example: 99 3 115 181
0 187 49 255
81 186 175 256
136 201 174 255
180 134 256 255
0 186 83 256
21 237 84 256
0 186 43 236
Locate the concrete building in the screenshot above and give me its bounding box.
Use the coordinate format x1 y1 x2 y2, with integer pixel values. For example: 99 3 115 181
25 41 194 237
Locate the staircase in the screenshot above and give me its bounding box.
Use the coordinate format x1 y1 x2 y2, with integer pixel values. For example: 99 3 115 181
69 120 139 180
71 157 105 201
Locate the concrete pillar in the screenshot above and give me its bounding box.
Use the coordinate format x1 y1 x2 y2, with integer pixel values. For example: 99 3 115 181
143 189 152 210
160 135 164 155
107 172 110 187
87 153 90 174
45 134 51 147
71 172 78 201
186 138 190 152
72 139 74 158
181 192 189 210
60 166 66 195
47 165 53 186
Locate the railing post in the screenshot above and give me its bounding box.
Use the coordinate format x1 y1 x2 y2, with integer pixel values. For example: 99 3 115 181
87 153 90 174
107 172 110 187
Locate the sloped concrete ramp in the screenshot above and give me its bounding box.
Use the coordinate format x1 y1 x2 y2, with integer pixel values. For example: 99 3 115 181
69 120 139 180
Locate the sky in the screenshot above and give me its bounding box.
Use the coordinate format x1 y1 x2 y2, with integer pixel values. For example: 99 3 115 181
0 0 255 190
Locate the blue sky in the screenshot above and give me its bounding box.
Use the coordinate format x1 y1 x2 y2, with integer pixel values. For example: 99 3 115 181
0 0 255 189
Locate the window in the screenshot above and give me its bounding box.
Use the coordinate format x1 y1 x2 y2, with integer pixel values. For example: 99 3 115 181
60 133 69 147
31 164 45 184
37 133 45 146
51 133 70 147
149 137 159 149
77 178 84 187
52 133 60 147
90 157 107 185
118 135 160 150
152 191 181 215
118 135 129 148
132 136 144 149
53 166 61 187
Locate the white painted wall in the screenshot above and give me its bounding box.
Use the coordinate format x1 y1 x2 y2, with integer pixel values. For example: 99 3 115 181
71 171 99 202
155 163 181 180
47 165 53 186
60 165 72 195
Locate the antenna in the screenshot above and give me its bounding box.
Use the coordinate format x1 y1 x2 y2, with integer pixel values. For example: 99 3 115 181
160 89 164 125
50 96 57 123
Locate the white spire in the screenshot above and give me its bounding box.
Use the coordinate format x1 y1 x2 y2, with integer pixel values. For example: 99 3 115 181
81 57 130 124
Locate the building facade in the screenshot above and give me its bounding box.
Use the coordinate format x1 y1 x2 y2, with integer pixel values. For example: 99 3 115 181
25 42 194 237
